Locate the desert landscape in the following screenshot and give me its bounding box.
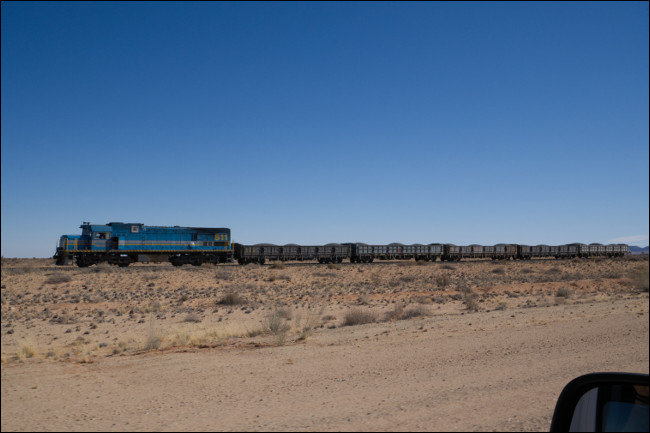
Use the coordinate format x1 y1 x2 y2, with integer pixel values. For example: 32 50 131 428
1 255 648 431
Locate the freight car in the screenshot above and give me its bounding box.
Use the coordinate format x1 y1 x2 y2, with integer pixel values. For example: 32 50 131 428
53 222 232 267
233 243 349 265
53 222 630 267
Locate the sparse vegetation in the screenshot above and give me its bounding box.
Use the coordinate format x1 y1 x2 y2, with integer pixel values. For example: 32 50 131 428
1 256 647 364
383 303 428 321
18 340 37 359
217 292 246 306
342 309 376 327
265 309 292 345
45 274 72 284
629 265 649 292
461 289 480 312
183 312 202 323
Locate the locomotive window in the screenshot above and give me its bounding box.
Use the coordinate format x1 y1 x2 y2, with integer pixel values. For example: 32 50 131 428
131 225 140 233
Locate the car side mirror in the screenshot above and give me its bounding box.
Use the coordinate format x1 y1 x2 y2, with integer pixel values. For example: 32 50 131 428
550 373 649 432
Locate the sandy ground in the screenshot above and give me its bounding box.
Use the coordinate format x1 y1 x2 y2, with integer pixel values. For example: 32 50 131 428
1 256 648 431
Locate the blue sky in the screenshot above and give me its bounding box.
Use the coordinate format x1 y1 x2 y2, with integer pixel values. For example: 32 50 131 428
2 2 648 257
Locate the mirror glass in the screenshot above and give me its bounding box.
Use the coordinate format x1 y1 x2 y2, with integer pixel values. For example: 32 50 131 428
569 384 649 432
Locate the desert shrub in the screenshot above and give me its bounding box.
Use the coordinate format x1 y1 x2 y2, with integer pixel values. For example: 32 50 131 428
144 334 162 350
413 296 433 304
265 310 292 345
435 273 450 289
623 254 648 262
401 304 429 320
295 308 323 341
215 270 233 280
183 313 202 323
462 292 479 312
275 307 293 320
18 341 37 359
492 267 505 274
357 294 371 305
342 309 376 327
246 328 265 338
91 263 114 273
217 292 246 306
385 303 429 321
384 304 405 322
144 321 163 350
441 264 455 271
399 275 416 283
45 274 72 284
327 263 340 270
630 266 649 292
556 288 572 298
114 340 130 354
270 262 286 270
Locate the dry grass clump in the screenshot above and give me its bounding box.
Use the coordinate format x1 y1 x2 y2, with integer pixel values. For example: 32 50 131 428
383 304 428 322
270 262 286 269
274 307 293 320
401 304 430 320
384 304 405 322
267 273 291 282
17 341 38 359
183 312 202 323
342 309 377 327
629 265 649 292
435 273 451 289
217 292 246 306
556 288 572 299
144 334 162 350
45 274 72 284
265 309 292 345
144 321 163 350
357 294 371 305
295 308 324 341
215 269 233 280
460 288 480 312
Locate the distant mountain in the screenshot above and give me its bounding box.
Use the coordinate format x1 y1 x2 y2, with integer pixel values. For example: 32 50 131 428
629 246 649 254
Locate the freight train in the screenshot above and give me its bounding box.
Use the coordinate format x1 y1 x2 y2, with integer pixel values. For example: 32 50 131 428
53 222 630 267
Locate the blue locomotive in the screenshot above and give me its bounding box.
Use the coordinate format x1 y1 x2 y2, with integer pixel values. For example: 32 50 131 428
53 222 231 267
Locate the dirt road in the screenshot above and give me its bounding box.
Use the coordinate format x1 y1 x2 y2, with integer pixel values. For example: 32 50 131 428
2 295 647 432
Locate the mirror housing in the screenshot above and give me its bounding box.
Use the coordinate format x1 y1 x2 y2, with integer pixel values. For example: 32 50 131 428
550 373 649 432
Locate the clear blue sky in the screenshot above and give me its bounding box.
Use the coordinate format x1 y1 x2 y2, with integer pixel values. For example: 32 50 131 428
2 2 648 258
